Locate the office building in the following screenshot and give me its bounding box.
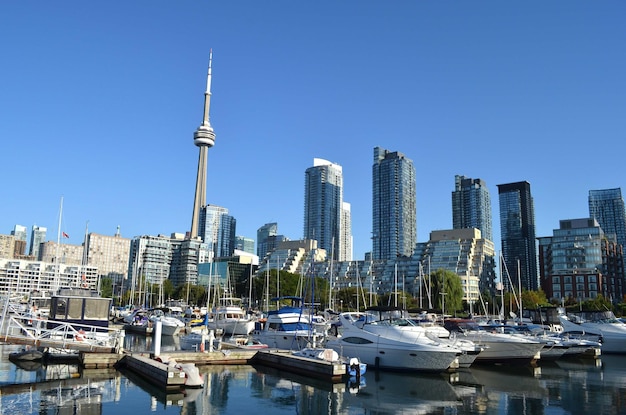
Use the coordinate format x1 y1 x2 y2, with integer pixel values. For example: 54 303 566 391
372 147 416 260
235 236 255 254
497 181 539 291
452 175 493 242
257 223 278 258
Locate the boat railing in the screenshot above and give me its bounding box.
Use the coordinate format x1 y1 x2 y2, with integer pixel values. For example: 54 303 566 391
2 314 125 352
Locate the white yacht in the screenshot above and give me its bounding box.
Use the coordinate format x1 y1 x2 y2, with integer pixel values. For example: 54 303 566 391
559 310 626 354
443 319 544 364
325 309 462 372
207 298 255 336
252 297 319 350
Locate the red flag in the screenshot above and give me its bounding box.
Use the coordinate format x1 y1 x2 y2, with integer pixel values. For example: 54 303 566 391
62 232 69 238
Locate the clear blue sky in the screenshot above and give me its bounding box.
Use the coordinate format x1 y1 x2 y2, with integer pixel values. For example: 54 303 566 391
1 1 625 260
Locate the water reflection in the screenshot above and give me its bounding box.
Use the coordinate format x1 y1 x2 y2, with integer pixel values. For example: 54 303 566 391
1 341 625 415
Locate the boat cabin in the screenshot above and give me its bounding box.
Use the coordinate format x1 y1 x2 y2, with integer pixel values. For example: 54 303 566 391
48 288 112 330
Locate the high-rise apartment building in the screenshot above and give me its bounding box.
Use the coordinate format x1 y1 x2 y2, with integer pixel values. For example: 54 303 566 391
413 228 496 305
497 181 539 291
85 231 131 284
11 225 27 242
372 147 416 260
199 204 236 261
588 188 626 252
39 241 83 264
452 175 493 242
11 225 27 257
128 235 172 288
29 225 47 259
340 202 353 261
539 218 624 302
304 158 350 261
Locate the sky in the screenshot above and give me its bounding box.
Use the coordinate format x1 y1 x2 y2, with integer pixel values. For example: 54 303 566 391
1 1 625 260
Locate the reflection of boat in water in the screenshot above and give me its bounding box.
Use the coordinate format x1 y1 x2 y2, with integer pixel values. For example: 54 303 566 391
41 383 105 406
456 365 547 399
340 371 465 413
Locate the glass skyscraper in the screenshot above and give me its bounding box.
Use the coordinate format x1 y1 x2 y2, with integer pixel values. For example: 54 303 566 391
29 225 47 259
588 188 626 251
497 181 538 291
452 175 493 242
256 222 277 258
199 204 236 262
304 158 350 261
372 147 416 260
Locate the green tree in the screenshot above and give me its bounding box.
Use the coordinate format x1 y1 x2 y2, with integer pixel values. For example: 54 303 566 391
521 289 550 309
100 277 113 299
579 295 613 311
428 269 464 314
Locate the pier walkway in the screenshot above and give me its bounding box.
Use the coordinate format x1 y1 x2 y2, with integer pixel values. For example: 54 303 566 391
1 313 124 354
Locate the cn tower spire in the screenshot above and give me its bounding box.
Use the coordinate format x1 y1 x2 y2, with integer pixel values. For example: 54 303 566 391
190 50 216 239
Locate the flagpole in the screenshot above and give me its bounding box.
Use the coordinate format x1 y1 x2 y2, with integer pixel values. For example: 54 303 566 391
54 196 64 292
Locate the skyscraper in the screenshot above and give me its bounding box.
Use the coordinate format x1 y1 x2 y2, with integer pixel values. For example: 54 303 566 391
199 204 236 261
11 224 27 257
497 181 538 291
235 236 255 254
372 147 416 260
304 158 350 261
452 175 493 242
190 50 216 240
257 222 278 258
29 225 47 259
588 188 626 251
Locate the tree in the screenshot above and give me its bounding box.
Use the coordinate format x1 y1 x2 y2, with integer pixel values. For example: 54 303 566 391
428 269 464 314
100 277 113 299
521 289 550 309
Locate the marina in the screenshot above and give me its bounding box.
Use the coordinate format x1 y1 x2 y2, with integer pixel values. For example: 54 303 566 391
1 340 625 414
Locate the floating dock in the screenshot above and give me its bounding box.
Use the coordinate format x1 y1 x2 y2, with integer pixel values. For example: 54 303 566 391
252 349 346 382
116 354 187 391
115 347 348 392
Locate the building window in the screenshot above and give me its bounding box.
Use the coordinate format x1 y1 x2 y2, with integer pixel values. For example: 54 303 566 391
588 275 597 283
552 284 561 292
552 277 560 284
576 276 585 283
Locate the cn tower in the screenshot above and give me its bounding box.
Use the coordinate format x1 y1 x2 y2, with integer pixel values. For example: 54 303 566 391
190 50 216 239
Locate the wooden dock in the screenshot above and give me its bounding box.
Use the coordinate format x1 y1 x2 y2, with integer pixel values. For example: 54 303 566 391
115 347 348 393
116 354 187 391
252 349 346 382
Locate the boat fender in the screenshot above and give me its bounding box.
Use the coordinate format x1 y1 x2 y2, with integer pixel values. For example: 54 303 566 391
75 330 86 342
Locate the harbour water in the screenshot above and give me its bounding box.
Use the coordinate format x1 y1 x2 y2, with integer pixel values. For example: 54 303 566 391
1 335 625 415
